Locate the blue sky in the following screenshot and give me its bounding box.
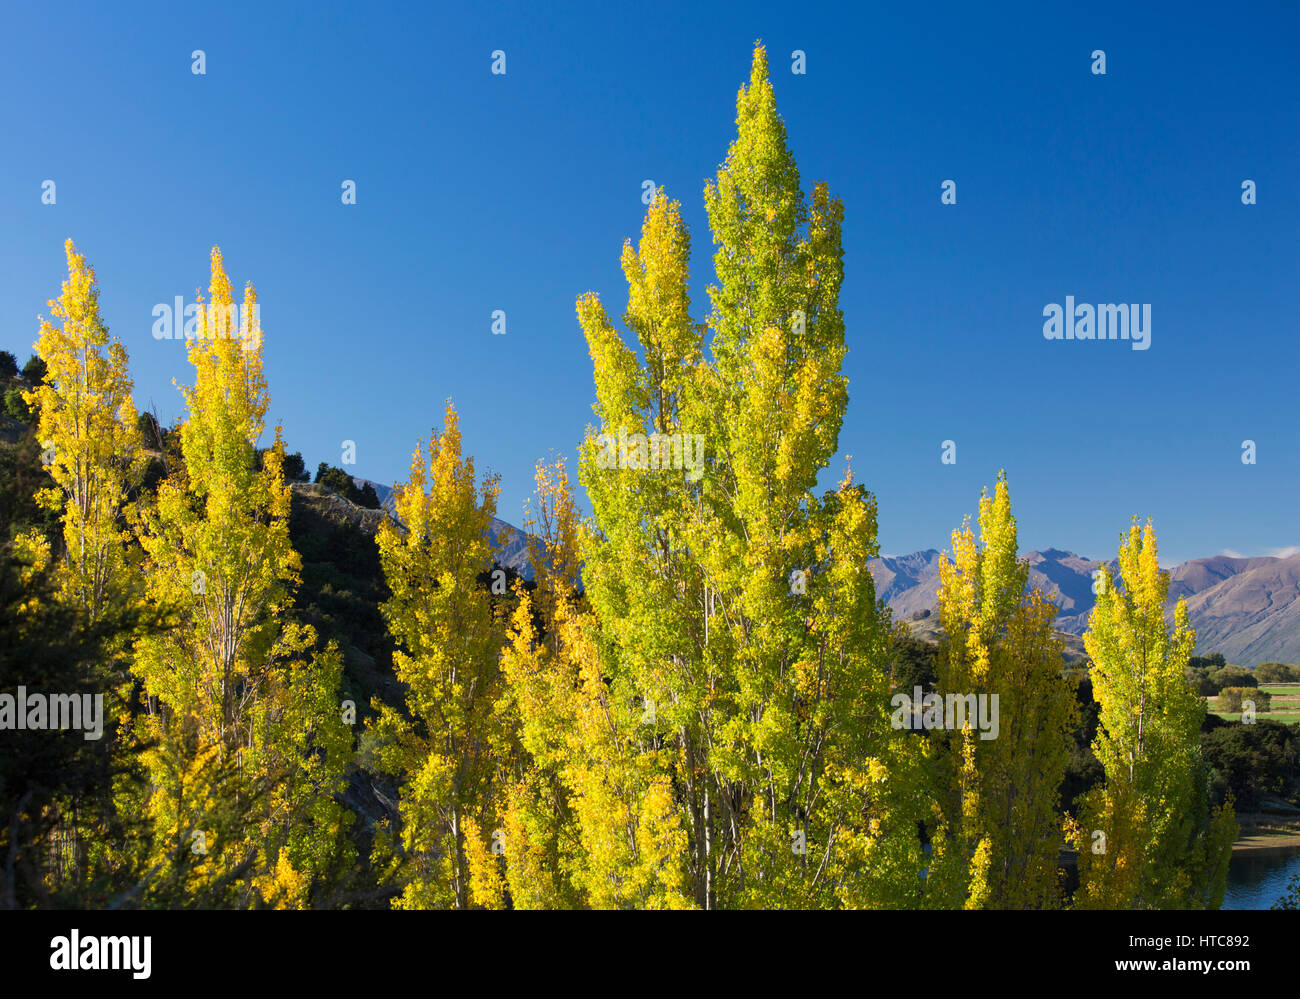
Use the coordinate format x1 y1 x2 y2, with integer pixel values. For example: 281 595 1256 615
2 0 1296 566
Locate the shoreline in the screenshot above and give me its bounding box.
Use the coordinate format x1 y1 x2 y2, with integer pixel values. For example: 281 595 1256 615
1232 830 1300 854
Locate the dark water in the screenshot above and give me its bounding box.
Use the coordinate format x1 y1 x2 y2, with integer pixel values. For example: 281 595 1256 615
1221 846 1300 910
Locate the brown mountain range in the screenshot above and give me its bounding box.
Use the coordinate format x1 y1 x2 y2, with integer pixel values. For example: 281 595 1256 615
867 548 1300 667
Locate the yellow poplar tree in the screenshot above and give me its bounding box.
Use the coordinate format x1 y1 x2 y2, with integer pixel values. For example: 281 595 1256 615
368 402 506 909
18 239 149 900
934 473 1078 909
132 248 352 907
24 238 146 622
1071 521 1236 909
490 459 693 909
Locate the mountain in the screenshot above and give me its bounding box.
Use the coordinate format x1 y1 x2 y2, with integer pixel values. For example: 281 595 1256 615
1021 548 1113 634
1178 554 1300 665
1166 555 1282 604
868 549 945 620
868 548 1300 667
868 548 1112 634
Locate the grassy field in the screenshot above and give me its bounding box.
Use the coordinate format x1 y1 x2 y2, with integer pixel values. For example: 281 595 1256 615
1215 711 1300 724
1210 683 1300 723
1259 684 1300 696
1213 684 1300 723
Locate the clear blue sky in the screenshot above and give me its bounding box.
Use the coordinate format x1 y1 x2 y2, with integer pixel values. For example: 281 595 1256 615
2 0 1296 566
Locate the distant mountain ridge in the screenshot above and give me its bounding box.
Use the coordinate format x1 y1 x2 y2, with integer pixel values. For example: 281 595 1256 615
350 475 1297 664
868 547 1300 667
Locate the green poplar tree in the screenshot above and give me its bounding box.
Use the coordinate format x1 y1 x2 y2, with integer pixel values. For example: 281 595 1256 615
578 42 936 909
1071 521 1236 909
934 473 1078 909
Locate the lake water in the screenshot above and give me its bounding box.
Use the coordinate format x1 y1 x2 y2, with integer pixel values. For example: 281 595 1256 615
1221 846 1300 909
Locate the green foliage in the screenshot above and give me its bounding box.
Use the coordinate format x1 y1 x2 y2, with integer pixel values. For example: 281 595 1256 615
1185 663 1220 697
934 473 1079 909
1217 687 1271 714
1061 675 1104 816
577 42 931 910
1201 719 1299 810
3 386 31 423
24 239 146 624
1272 872 1300 909
367 403 506 909
1211 666 1256 691
0 421 169 907
1072 522 1237 910
3 47 1265 915
288 485 394 717
315 462 380 508
21 354 46 385
136 410 161 445
891 632 938 691
283 451 309 482
0 432 57 540
130 248 354 908
1256 662 1300 684
1187 658 1262 696
0 540 139 906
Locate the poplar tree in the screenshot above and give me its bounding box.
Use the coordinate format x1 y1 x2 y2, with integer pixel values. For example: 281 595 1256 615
19 239 149 900
1071 521 1236 909
24 239 145 623
934 473 1078 909
368 402 507 909
488 459 692 909
131 248 352 907
578 42 931 909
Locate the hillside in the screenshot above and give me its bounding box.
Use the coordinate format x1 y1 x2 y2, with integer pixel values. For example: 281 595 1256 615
1181 554 1300 665
868 548 1300 666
